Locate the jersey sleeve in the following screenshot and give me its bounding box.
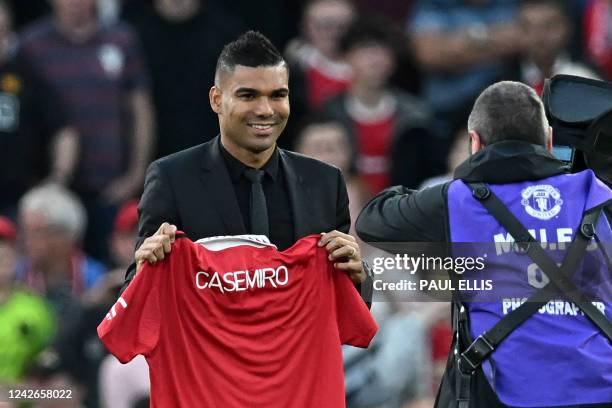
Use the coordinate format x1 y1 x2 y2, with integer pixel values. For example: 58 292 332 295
332 265 378 348
97 261 163 363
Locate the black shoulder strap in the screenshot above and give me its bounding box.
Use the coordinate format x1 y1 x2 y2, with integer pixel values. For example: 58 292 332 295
458 182 612 374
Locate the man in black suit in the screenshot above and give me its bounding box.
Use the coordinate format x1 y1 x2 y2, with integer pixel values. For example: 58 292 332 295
123 31 370 296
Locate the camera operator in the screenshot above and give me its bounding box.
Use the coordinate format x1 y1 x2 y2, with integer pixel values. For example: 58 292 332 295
356 80 612 408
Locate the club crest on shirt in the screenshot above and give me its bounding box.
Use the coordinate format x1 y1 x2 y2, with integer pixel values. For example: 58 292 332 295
97 44 124 78
521 185 563 220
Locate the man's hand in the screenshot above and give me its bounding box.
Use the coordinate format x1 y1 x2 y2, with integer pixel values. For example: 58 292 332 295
318 230 366 284
135 222 177 274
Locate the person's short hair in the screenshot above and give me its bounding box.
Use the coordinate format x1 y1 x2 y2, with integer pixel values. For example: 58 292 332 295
19 184 87 243
295 112 342 136
338 16 400 56
215 31 286 82
467 81 549 146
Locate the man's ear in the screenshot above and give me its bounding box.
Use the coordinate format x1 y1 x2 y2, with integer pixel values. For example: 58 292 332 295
469 130 483 154
209 86 221 114
546 126 553 152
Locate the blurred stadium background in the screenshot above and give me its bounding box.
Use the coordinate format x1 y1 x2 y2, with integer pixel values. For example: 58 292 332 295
0 0 608 407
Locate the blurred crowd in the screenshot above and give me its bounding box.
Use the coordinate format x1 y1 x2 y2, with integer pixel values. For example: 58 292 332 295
0 0 609 407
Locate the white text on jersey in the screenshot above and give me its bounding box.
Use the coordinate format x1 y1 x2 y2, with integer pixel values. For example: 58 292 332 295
195 266 289 293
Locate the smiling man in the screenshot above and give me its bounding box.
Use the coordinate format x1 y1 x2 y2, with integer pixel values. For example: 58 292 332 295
121 31 370 301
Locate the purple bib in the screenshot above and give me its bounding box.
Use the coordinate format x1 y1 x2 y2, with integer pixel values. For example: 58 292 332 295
448 170 612 407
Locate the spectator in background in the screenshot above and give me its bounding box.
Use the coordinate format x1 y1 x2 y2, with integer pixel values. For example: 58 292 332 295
513 0 599 94
50 201 140 408
285 0 356 110
125 0 244 159
27 351 86 408
408 0 523 164
54 269 124 408
17 184 105 312
583 0 612 79
15 185 117 407
293 116 369 235
324 17 434 193
20 0 154 262
0 0 77 218
0 216 55 385
344 291 443 408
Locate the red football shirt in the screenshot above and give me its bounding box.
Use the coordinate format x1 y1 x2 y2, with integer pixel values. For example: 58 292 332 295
355 115 395 194
306 66 351 109
98 235 377 408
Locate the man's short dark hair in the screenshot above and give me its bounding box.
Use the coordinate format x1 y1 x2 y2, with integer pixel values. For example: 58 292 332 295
215 31 286 81
338 16 400 56
467 81 549 146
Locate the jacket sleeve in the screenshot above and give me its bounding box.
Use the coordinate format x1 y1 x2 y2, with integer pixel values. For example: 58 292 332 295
335 168 351 234
121 160 181 294
356 183 450 246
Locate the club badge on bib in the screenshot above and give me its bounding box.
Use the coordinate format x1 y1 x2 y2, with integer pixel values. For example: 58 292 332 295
521 185 563 220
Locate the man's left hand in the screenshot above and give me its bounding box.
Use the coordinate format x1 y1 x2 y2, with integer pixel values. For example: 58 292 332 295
318 230 365 284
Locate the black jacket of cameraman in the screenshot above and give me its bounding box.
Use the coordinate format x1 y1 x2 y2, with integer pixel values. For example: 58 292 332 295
356 140 611 242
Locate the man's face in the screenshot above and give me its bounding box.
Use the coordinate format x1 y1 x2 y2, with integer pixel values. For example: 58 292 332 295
21 211 72 268
346 44 395 89
304 0 355 58
210 64 290 155
296 123 351 173
519 4 569 61
52 0 96 26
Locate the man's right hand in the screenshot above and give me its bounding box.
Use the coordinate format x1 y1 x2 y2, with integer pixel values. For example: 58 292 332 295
135 222 177 274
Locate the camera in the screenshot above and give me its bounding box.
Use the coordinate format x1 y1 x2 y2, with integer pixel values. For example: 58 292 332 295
542 74 612 186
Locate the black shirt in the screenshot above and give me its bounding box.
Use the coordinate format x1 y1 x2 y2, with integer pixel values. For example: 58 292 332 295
219 143 295 250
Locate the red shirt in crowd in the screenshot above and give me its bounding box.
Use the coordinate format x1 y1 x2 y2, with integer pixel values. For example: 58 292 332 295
98 235 377 408
355 116 395 194
584 0 612 79
306 67 351 109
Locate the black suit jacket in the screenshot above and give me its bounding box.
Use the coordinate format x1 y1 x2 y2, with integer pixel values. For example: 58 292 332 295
122 136 369 299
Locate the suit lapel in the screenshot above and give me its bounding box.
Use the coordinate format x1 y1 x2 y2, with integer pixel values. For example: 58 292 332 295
280 150 310 240
200 137 246 234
